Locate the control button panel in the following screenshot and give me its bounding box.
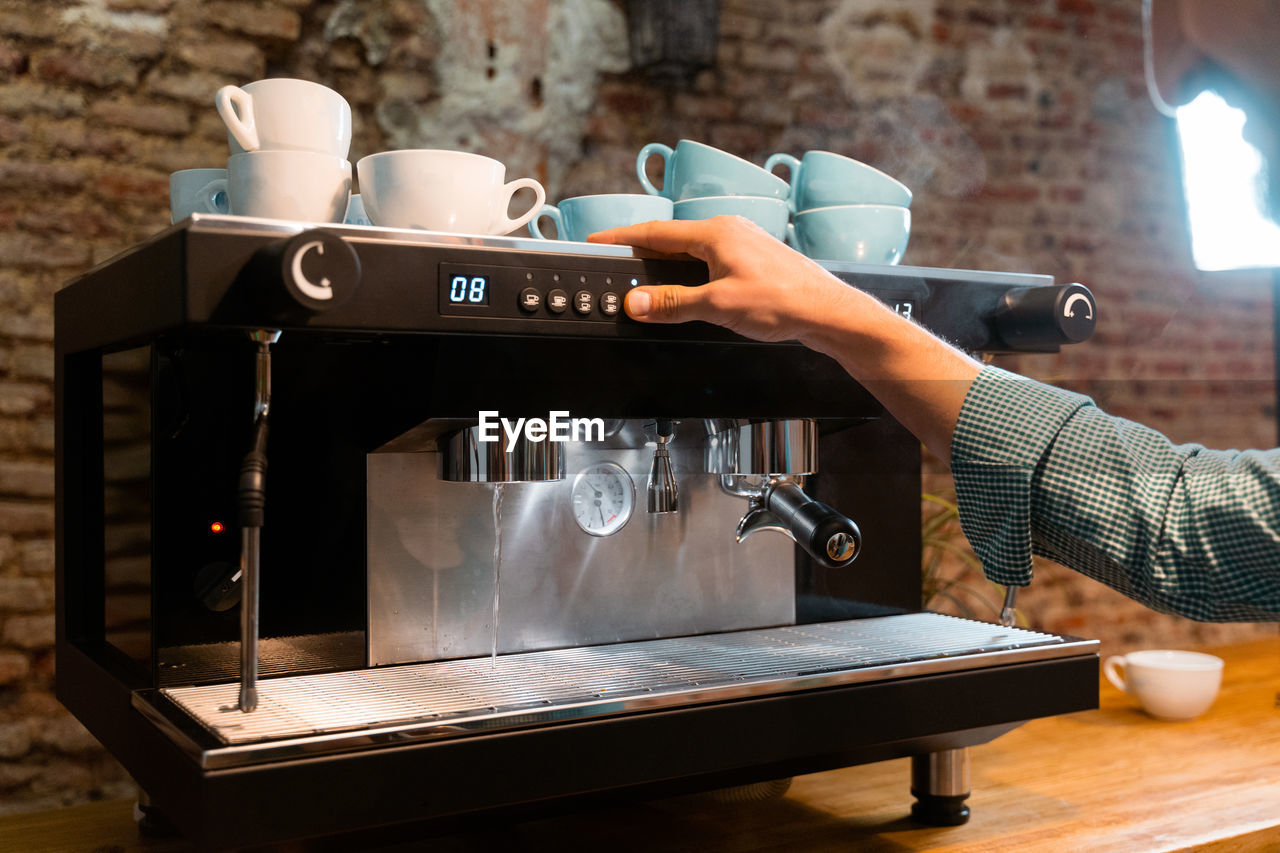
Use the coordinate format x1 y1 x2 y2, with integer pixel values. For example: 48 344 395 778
439 262 653 322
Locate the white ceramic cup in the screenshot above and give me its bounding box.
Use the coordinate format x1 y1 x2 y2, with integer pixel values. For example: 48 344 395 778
199 151 351 223
356 150 546 235
169 168 229 223
1103 650 1224 721
215 78 352 158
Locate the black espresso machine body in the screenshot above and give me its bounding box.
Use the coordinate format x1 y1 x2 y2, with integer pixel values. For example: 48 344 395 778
56 215 1099 848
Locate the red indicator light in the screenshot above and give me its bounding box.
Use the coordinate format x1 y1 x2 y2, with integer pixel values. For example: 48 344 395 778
209 521 225 534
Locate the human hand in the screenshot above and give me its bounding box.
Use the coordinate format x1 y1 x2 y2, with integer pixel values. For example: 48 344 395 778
587 215 863 347
591 215 980 459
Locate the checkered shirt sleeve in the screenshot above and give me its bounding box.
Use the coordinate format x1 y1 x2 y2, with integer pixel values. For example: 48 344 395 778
950 366 1280 622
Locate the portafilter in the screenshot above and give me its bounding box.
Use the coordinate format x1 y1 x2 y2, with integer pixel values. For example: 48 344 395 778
707 419 861 570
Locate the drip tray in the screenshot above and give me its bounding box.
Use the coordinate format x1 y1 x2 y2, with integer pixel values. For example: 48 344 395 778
142 613 1096 769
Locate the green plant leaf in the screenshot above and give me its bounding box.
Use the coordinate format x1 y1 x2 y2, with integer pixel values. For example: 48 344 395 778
921 492 960 514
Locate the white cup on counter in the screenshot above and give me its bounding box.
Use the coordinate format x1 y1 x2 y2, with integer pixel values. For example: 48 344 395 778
199 151 351 224
169 168 229 223
215 78 352 158
1103 649 1224 721
356 149 546 235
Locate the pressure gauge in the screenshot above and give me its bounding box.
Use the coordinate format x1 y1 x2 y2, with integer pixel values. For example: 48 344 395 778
571 461 635 537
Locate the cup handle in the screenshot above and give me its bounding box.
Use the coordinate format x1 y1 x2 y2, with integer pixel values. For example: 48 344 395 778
215 85 259 152
785 221 797 248
636 142 674 198
196 178 230 215
1102 655 1129 693
527 204 562 240
494 177 547 235
765 152 801 212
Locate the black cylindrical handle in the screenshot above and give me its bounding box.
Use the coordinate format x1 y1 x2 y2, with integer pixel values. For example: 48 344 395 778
992 283 1096 351
241 229 361 318
766 482 861 569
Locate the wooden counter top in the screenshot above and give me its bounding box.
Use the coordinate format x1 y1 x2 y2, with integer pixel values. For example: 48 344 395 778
5 636 1277 852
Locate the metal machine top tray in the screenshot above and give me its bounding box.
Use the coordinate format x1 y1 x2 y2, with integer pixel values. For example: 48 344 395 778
126 213 1059 287
57 214 1087 355
142 612 1097 770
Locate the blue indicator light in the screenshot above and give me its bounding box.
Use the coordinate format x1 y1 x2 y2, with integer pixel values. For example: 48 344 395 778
449 274 488 304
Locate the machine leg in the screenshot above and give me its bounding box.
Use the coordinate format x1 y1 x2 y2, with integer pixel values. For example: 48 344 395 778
133 788 179 838
910 747 972 826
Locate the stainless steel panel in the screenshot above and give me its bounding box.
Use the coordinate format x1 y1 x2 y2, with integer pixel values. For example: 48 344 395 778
152 613 1097 769
367 423 795 666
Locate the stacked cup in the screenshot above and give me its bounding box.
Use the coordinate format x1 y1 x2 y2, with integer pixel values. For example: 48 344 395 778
635 140 791 241
202 78 354 224
527 193 673 243
168 167 229 223
767 150 912 265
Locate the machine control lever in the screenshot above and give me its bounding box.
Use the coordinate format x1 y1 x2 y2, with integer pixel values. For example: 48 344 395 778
992 282 1096 350
736 479 861 570
242 229 361 318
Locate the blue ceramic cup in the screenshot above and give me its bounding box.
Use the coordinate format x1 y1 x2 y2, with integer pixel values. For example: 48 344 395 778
528 193 673 242
673 196 789 241
787 204 911 265
765 150 912 213
636 139 789 202
343 193 370 226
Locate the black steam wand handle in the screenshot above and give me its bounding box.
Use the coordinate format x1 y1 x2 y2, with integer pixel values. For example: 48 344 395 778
766 481 862 570
236 330 280 713
992 282 1096 350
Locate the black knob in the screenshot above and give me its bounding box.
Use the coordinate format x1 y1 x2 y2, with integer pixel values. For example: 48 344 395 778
242 229 361 318
992 283 1096 351
766 481 862 570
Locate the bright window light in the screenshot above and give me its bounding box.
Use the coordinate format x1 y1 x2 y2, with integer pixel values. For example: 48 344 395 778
1175 91 1280 271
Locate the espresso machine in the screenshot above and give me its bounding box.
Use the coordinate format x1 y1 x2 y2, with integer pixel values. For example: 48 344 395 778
56 214 1100 848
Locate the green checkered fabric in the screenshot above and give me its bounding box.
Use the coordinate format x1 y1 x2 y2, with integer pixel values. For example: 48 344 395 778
950 366 1280 622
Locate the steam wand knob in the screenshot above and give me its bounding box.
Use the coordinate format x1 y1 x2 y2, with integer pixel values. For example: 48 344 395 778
992 283 1096 351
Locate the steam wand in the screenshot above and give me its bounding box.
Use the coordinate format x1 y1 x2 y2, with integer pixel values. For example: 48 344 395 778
237 329 281 713
1000 586 1018 628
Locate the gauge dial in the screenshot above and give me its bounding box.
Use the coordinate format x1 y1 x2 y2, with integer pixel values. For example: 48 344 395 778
571 462 635 537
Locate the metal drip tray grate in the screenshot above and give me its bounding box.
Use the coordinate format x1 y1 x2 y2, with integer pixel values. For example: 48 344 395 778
158 613 1088 758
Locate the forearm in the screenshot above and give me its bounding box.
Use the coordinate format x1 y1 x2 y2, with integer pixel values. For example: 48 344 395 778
1028 407 1280 621
798 285 982 461
952 367 1280 620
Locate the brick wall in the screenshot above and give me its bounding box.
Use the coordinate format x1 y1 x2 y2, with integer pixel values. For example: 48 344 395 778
0 0 1275 815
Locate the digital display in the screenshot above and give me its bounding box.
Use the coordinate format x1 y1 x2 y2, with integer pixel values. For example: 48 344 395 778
892 300 917 321
448 274 489 305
